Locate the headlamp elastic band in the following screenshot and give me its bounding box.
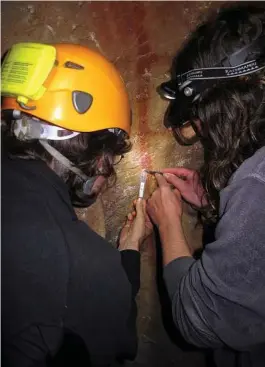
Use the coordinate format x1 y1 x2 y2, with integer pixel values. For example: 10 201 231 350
177 58 265 85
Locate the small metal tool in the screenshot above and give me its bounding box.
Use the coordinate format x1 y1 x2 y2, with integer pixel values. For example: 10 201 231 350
144 170 163 175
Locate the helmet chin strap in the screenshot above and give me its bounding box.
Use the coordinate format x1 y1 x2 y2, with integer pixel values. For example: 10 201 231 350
12 116 99 196
39 140 97 195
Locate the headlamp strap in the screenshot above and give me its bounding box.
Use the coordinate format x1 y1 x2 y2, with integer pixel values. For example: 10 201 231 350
177 58 265 85
177 35 265 85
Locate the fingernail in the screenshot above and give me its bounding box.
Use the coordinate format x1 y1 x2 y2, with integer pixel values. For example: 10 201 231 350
164 173 174 178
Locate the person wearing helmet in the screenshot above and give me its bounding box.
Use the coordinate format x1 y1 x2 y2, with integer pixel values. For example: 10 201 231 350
147 4 265 367
1 43 153 366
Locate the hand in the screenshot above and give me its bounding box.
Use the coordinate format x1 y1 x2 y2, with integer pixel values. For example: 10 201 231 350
147 174 182 228
161 167 208 208
118 199 153 251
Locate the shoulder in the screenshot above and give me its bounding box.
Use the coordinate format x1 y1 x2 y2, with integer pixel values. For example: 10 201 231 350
219 147 265 213
230 146 265 184
63 219 123 271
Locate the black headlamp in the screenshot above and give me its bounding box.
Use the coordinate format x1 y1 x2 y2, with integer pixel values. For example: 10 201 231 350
159 35 265 143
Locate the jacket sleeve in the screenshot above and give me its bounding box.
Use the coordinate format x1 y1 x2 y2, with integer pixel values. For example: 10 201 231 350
118 250 141 361
163 177 265 351
120 250 141 298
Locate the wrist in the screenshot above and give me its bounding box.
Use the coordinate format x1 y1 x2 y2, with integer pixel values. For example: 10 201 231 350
158 218 192 266
118 240 141 252
158 215 182 231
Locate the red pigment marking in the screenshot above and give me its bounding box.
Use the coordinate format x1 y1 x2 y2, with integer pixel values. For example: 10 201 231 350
108 3 138 70
135 6 158 169
109 3 134 50
110 3 159 169
110 3 161 257
87 2 113 52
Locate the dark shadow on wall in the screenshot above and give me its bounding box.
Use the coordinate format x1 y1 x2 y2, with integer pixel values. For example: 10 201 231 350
154 226 195 351
154 224 217 365
1 49 8 63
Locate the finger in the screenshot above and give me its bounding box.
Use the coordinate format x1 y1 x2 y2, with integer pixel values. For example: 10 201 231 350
161 167 194 178
173 188 181 198
163 173 188 192
155 173 170 188
145 212 153 226
132 211 136 217
148 187 159 202
122 220 128 229
135 199 148 225
127 213 134 221
121 217 131 231
146 196 154 212
120 218 132 241
135 198 145 216
146 201 155 222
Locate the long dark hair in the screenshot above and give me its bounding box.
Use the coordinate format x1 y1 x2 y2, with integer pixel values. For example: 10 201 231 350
2 116 131 207
170 4 265 221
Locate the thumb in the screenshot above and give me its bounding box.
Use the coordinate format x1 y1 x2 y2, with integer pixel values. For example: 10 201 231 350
173 188 181 198
120 218 131 239
135 198 145 218
164 173 187 192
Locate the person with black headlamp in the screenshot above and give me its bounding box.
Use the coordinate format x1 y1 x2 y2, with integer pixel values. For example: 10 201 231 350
147 4 265 367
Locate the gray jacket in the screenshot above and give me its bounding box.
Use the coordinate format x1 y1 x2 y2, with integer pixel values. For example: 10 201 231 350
164 146 265 367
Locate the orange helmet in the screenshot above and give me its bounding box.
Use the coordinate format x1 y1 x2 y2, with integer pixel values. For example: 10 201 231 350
1 42 131 135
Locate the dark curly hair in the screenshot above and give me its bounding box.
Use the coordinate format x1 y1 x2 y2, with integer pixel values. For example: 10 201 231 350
2 114 131 207
170 3 265 221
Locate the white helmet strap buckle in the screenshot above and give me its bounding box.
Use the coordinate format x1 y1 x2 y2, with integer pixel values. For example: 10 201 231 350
12 115 108 196
13 117 80 141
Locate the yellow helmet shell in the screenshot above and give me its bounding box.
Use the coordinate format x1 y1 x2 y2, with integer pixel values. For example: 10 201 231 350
1 43 131 135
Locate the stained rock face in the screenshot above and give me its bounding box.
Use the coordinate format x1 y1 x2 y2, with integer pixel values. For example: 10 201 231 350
2 2 225 366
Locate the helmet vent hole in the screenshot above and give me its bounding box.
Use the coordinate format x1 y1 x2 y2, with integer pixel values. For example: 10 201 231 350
64 61 84 70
